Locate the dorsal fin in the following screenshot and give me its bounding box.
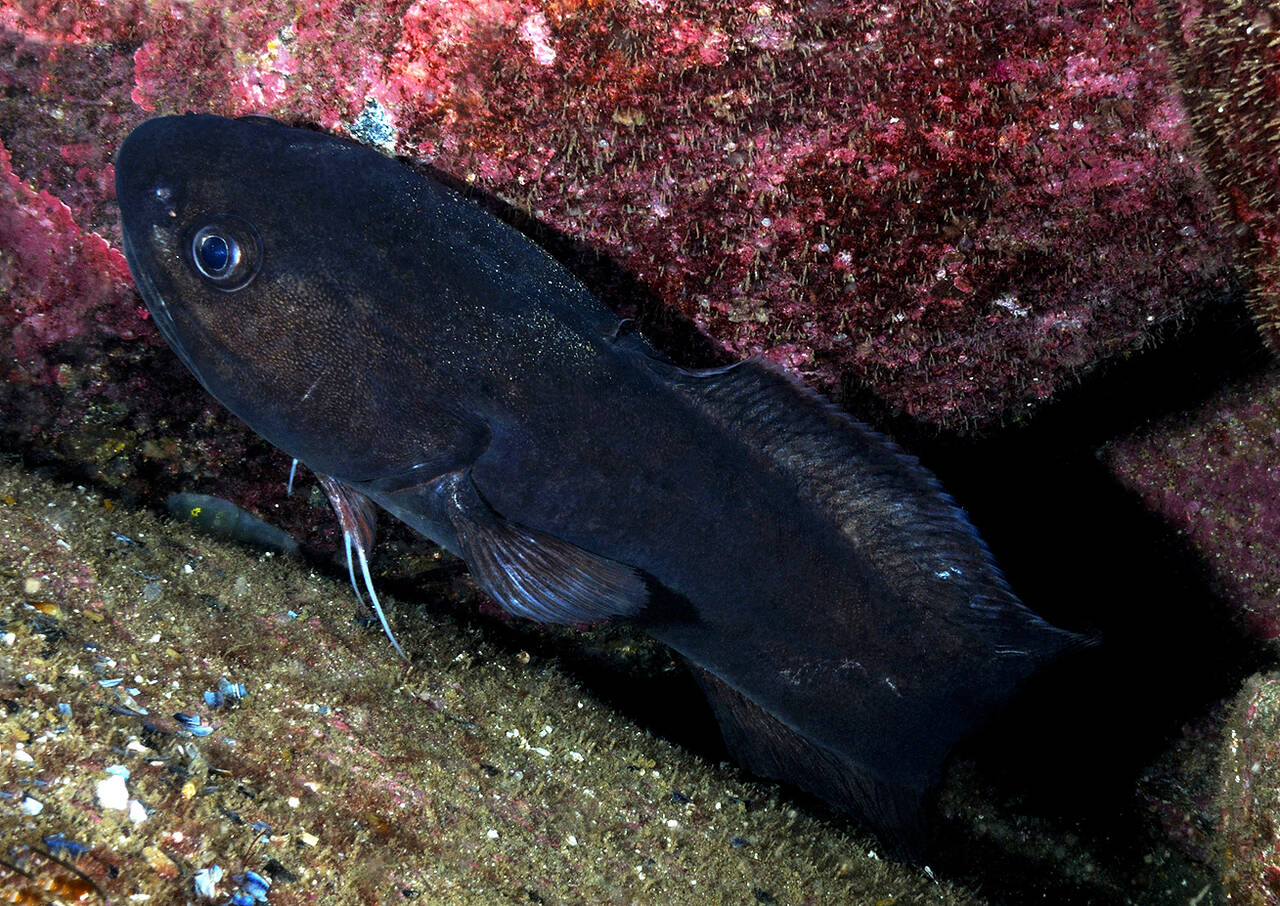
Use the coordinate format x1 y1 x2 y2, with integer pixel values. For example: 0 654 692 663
658 358 1068 650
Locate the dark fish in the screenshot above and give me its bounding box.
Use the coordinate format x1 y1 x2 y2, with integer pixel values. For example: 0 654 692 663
115 114 1076 851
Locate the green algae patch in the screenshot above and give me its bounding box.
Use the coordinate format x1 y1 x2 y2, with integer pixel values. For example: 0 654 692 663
0 463 980 905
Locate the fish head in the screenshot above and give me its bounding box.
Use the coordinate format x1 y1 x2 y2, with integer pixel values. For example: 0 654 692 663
115 113 472 478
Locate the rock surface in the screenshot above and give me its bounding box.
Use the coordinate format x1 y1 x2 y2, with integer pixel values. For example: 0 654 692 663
2 1 1279 902
1 464 979 904
0 0 1241 428
1102 365 1280 643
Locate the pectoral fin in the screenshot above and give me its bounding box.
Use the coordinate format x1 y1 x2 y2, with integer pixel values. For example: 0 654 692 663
431 471 648 624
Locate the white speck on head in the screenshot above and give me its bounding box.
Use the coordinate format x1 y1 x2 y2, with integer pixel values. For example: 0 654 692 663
155 186 171 201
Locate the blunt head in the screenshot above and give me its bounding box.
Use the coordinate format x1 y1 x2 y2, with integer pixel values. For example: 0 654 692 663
115 114 474 478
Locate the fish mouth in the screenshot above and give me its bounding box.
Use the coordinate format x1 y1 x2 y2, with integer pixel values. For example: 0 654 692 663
120 227 201 378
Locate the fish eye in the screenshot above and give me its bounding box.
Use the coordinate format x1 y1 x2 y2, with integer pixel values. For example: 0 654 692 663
183 214 262 291
194 230 234 275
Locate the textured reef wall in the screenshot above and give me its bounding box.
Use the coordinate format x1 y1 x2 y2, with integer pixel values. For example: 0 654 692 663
1 0 1279 903
1167 0 1280 354
0 0 1245 427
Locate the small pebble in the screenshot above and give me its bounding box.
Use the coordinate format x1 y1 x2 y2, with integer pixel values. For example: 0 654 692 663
241 870 271 901
96 773 129 811
193 865 223 898
44 834 87 857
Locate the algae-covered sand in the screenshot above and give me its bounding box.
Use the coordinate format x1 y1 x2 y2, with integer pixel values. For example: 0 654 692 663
0 462 978 905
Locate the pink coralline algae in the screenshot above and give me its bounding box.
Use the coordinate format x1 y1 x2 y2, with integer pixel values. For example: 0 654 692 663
128 1 400 130
0 140 149 388
0 15 140 237
107 0 1233 427
1166 0 1280 354
0 1 142 45
1102 367 1280 642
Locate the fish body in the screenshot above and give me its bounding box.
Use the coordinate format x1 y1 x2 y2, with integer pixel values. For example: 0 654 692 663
116 114 1075 849
166 492 300 556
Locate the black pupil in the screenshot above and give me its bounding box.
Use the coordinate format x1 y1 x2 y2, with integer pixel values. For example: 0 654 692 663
198 234 230 273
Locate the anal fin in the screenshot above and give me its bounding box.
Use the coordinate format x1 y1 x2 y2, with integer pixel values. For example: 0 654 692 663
691 665 931 858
